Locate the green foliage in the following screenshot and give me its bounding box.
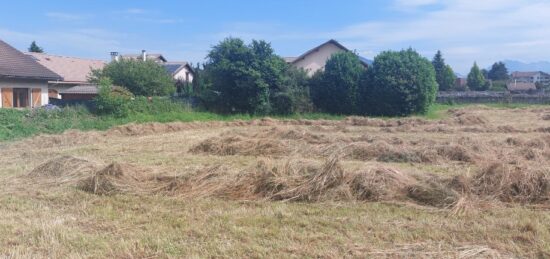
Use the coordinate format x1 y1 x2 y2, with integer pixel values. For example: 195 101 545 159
310 51 365 114
467 62 487 91
28 41 44 53
488 62 509 81
94 78 132 117
90 59 175 96
362 48 437 116
491 80 508 92
432 51 456 91
204 38 309 115
280 66 313 114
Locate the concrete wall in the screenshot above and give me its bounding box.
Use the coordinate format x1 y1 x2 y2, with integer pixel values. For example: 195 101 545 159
292 43 346 76
0 78 49 108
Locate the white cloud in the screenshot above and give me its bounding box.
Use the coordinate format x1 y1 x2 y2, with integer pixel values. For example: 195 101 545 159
46 12 90 21
326 0 550 73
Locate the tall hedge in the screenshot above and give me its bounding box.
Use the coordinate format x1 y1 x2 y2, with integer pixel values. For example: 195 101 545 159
362 48 437 116
90 59 175 96
310 51 365 114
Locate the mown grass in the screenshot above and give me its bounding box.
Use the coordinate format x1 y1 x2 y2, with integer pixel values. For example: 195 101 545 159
0 101 546 142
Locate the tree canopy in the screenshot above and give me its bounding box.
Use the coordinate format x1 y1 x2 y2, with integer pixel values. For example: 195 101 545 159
467 62 487 91
310 51 365 114
362 48 437 116
28 41 44 53
90 59 175 96
488 62 509 81
432 50 456 91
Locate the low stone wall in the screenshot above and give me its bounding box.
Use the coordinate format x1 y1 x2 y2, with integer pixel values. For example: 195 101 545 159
436 91 550 104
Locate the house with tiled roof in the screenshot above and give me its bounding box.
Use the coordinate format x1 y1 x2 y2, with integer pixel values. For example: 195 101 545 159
285 39 371 76
511 71 550 87
0 39 62 108
27 52 106 99
111 50 195 83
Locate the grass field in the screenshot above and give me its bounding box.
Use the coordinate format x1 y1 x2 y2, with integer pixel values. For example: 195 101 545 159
1 104 549 258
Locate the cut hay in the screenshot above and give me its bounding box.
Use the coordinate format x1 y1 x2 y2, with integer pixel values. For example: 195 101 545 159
453 114 488 126
349 168 416 201
189 136 289 157
77 163 155 195
27 156 99 184
472 163 550 203
407 179 459 207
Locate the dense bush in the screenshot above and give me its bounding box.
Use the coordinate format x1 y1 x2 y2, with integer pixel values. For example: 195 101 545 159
90 59 175 96
203 38 310 115
310 52 365 114
94 78 132 117
361 48 437 116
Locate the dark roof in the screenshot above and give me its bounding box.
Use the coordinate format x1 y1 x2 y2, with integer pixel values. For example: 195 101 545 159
121 54 167 62
162 62 194 75
288 39 370 67
60 85 99 95
0 40 63 80
511 71 549 77
506 82 537 91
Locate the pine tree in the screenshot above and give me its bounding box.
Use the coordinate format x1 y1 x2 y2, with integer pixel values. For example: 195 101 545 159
467 62 487 91
28 41 44 53
432 50 456 91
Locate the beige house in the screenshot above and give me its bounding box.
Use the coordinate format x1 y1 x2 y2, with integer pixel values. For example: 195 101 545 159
285 39 370 76
27 52 106 99
0 40 62 108
163 62 194 83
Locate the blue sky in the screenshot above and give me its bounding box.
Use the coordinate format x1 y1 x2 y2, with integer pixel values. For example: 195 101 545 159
1 0 549 73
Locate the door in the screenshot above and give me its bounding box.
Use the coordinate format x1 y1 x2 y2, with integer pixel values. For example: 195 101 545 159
13 88 29 108
32 88 42 108
1 88 13 108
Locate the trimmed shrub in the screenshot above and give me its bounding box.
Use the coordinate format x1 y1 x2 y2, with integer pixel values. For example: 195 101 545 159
94 78 132 117
310 51 365 114
361 48 437 116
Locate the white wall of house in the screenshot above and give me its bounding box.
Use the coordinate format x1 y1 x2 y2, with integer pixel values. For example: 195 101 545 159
173 66 194 83
292 43 346 76
0 78 49 108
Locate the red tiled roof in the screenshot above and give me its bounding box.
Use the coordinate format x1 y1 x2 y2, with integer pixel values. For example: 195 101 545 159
0 40 62 80
27 52 106 83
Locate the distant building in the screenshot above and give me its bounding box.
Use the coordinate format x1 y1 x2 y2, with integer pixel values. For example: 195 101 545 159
116 50 167 63
110 50 194 83
455 77 467 90
0 39 62 108
506 81 537 92
285 39 371 76
27 52 106 99
510 71 550 86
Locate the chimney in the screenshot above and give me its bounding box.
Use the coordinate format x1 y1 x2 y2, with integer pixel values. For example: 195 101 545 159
110 52 119 62
142 50 147 61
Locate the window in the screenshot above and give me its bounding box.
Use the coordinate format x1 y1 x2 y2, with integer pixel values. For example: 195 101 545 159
13 88 29 108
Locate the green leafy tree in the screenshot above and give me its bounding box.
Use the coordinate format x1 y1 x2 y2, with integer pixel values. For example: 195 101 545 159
28 41 44 53
467 62 487 91
361 48 437 116
90 59 175 96
488 62 509 81
432 51 456 91
204 38 294 115
310 51 365 114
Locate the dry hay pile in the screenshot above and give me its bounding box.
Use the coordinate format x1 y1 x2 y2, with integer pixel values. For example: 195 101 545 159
470 163 550 203
77 163 162 195
26 156 99 184
189 136 290 157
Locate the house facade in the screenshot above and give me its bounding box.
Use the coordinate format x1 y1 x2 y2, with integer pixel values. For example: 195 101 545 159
0 40 62 108
510 71 550 86
27 52 106 99
285 39 371 76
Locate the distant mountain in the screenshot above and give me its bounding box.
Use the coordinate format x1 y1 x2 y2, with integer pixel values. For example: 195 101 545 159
502 60 550 73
